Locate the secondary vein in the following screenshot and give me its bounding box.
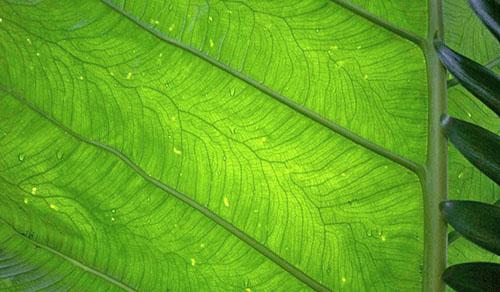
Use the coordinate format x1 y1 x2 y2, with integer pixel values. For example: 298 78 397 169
1 87 331 292
100 0 424 176
329 0 425 48
0 219 136 292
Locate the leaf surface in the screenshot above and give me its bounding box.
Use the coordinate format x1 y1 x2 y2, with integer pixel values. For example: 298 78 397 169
440 200 500 255
442 262 500 291
0 1 426 290
1 0 498 291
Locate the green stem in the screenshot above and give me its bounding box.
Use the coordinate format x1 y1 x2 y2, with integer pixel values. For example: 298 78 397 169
423 0 448 291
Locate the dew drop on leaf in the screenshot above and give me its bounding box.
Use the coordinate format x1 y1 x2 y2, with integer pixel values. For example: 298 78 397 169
18 154 25 161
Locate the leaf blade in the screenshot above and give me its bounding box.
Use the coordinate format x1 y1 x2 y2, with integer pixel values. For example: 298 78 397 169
442 262 500 291
440 200 500 255
434 41 500 115
442 116 500 184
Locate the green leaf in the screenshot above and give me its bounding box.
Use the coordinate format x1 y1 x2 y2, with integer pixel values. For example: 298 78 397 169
442 116 500 184
442 262 500 291
468 0 500 41
434 41 500 115
0 0 495 290
0 1 427 290
440 200 500 255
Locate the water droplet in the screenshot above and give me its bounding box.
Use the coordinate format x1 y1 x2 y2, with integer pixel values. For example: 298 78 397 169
341 277 347 284
467 112 472 118
209 39 215 48
111 209 116 213
36 52 40 56
49 204 58 210
18 154 25 161
381 235 386 241
56 151 63 160
363 74 368 80
126 72 132 79
245 288 252 292
230 88 235 96
200 243 205 248
31 187 37 195
78 76 84 80
111 217 116 222
367 230 373 237
357 45 362 49
173 147 182 155
0 18 3 23
223 156 227 161
168 24 174 31
23 198 28 204
315 28 320 33
223 197 230 207
208 16 213 22
190 258 196 266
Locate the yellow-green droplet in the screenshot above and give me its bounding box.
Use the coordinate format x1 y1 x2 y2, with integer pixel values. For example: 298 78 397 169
230 88 235 96
190 258 196 266
18 154 25 161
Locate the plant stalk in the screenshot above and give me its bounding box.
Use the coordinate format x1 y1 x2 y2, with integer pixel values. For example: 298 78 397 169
423 0 448 291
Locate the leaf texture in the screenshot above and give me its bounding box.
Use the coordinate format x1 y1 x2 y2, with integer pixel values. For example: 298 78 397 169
0 0 427 290
468 0 500 41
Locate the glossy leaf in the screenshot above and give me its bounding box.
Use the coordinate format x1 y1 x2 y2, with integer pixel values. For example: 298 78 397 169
445 0 500 267
442 262 500 291
440 200 500 255
448 200 500 245
468 0 500 41
435 41 500 115
442 116 500 184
